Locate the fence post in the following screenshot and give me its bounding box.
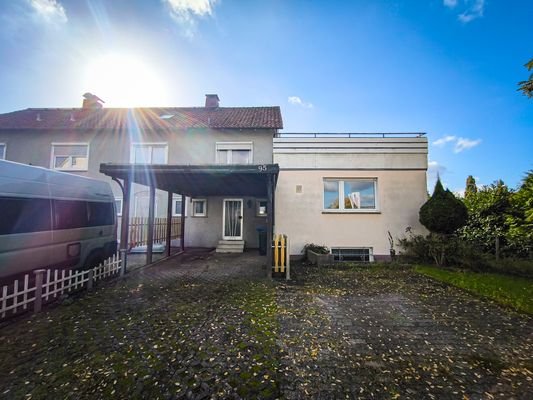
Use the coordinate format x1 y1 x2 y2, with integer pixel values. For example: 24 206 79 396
33 269 46 313
87 269 94 290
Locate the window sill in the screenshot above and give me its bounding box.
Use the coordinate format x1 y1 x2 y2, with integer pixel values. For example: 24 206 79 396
322 210 381 214
192 215 207 218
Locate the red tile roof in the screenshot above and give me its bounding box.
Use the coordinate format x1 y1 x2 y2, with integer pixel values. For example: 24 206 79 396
0 107 283 130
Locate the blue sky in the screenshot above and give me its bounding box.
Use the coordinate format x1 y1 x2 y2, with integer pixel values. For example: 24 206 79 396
0 0 531 193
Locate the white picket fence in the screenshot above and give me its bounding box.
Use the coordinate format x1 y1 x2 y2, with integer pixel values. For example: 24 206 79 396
0 253 122 320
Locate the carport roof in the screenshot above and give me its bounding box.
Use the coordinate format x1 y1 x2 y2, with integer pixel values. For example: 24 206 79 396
99 163 279 197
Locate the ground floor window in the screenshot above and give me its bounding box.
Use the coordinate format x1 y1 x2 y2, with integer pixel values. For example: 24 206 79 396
191 199 207 217
256 199 267 216
323 178 377 211
331 247 373 262
172 195 187 216
0 143 6 160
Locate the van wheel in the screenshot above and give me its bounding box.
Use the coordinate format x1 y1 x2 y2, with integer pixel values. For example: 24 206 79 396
83 251 104 269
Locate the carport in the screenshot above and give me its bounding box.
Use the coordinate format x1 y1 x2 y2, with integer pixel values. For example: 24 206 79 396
100 163 279 278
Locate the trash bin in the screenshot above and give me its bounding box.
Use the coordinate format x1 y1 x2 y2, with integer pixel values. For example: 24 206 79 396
256 226 267 255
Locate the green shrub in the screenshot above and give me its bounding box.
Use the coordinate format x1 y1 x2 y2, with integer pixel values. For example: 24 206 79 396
302 243 329 255
398 228 490 269
420 179 468 234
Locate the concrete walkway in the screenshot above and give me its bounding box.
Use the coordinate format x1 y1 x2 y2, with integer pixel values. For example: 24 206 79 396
130 249 268 282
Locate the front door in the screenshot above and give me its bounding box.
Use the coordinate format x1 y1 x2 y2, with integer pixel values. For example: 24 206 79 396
223 199 243 240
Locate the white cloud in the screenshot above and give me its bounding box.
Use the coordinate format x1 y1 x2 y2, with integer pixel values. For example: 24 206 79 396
443 0 486 23
288 96 313 109
28 0 67 24
443 0 458 8
454 137 482 153
433 135 456 147
164 0 218 37
432 134 482 153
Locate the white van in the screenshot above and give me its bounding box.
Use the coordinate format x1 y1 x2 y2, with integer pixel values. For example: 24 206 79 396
0 160 117 279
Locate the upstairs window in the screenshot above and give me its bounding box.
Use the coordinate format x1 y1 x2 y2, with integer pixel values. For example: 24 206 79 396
323 179 377 211
131 143 168 164
51 143 89 171
216 142 253 165
0 143 5 160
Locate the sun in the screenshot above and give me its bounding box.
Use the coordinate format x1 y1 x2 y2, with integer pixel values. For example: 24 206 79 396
82 53 168 108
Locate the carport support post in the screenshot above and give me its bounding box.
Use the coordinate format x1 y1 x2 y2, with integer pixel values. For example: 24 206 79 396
266 174 273 279
146 184 156 265
166 191 172 257
120 177 131 276
180 194 186 252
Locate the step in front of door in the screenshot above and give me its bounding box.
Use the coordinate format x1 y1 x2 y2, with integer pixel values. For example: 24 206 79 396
216 240 245 253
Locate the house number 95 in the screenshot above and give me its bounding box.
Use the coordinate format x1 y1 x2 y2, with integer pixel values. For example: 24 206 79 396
258 165 267 171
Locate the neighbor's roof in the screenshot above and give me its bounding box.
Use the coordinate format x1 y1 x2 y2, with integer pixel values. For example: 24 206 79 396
0 106 283 130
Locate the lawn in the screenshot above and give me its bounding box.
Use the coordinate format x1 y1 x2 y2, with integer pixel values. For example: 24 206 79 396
415 265 533 314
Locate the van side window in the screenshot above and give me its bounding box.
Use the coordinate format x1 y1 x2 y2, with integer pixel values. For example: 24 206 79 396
54 200 88 230
0 197 52 235
87 202 114 226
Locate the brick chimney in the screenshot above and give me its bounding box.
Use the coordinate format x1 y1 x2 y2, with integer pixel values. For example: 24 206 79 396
82 92 104 109
205 94 220 108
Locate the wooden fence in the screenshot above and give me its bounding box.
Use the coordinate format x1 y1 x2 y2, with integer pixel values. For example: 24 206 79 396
272 234 290 280
128 217 181 249
0 253 122 321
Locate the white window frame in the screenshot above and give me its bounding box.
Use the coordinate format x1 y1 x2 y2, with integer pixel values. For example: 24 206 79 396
114 197 123 217
172 195 187 217
323 178 379 213
256 199 268 217
130 142 168 164
191 198 207 217
0 143 6 160
215 142 253 165
50 142 89 171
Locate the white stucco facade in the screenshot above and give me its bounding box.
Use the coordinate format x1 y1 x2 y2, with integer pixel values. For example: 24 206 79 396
273 136 428 258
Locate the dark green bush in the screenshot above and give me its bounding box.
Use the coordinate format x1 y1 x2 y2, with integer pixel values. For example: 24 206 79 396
420 179 468 234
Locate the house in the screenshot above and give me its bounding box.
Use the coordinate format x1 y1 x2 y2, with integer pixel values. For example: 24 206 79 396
0 94 428 266
273 134 428 260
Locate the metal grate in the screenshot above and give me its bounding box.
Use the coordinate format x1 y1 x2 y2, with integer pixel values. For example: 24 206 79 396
331 247 373 262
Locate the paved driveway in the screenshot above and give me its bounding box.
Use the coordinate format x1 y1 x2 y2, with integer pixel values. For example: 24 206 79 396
278 265 533 399
0 256 531 399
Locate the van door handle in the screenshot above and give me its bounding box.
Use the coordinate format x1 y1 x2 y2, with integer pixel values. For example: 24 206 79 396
99 230 103 236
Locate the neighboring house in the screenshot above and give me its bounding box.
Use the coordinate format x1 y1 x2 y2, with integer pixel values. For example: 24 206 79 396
0 94 282 251
0 94 428 261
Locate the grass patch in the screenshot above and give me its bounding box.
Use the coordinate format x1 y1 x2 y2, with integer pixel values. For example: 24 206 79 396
415 265 533 314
